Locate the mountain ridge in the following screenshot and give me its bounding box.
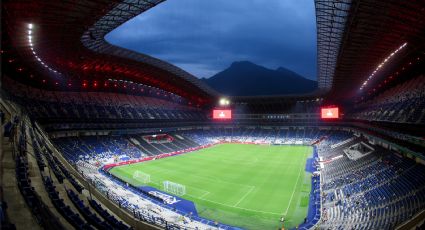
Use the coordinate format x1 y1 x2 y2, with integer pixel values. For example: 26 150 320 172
202 61 317 96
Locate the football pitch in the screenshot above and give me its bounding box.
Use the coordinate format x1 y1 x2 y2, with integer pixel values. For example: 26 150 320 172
109 143 313 229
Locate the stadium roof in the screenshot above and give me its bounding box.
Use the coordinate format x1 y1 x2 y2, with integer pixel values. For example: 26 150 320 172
2 0 218 105
2 0 425 105
316 0 425 101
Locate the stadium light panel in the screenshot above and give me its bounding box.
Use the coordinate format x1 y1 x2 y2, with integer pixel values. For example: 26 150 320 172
219 98 226 105
219 98 230 106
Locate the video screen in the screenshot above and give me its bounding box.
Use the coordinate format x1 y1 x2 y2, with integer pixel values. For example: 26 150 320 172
213 109 232 119
321 107 339 119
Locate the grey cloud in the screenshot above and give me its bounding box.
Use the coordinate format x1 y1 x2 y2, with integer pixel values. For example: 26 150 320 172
106 0 317 79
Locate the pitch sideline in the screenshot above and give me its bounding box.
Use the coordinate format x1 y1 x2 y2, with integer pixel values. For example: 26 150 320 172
282 151 309 216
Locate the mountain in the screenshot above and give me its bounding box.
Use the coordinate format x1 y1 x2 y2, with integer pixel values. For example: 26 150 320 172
202 61 317 96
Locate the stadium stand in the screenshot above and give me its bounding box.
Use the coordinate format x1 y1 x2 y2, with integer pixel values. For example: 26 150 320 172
2 1 425 230
2 92 425 230
3 77 206 122
47 126 425 230
3 114 65 229
316 134 425 229
88 199 132 230
350 75 425 124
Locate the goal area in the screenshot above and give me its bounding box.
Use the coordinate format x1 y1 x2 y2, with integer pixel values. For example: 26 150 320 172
132 171 150 184
163 180 186 196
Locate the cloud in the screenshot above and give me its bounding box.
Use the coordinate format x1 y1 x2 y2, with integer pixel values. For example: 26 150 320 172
106 0 317 80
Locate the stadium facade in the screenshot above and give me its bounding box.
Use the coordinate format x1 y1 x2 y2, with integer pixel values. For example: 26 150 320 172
1 0 425 230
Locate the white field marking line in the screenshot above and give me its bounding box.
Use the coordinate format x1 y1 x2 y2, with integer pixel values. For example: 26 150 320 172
150 180 161 186
149 168 263 209
199 191 210 199
147 168 274 214
233 185 255 207
184 193 281 215
148 166 252 188
148 169 211 195
282 153 308 216
186 185 210 195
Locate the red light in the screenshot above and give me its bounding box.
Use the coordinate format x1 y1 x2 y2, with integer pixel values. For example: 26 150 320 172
213 109 232 120
82 82 87 87
42 79 46 83
93 82 98 87
321 107 339 119
68 83 72 87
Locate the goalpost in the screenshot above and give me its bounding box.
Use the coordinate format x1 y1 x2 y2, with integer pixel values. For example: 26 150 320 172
132 170 151 184
163 180 186 196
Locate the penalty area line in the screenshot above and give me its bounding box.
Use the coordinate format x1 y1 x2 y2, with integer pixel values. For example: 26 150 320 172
199 191 210 199
233 186 255 207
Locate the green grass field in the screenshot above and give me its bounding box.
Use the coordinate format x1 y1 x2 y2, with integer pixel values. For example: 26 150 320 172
109 143 312 230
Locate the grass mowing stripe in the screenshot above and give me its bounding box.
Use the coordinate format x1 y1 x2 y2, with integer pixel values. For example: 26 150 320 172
109 143 312 230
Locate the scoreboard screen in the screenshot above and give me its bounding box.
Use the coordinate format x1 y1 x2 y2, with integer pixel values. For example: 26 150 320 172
321 107 339 119
213 109 232 120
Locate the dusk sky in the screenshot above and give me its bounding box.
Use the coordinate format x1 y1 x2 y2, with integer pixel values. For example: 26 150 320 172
106 0 317 80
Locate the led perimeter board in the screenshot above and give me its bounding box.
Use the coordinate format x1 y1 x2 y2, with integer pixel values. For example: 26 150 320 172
213 109 232 120
321 107 339 119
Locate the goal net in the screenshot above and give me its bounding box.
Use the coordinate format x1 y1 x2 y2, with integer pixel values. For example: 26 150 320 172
163 181 186 196
132 171 150 184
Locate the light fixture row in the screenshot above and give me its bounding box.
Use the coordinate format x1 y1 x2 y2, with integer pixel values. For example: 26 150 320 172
107 78 181 98
359 42 407 91
27 23 62 75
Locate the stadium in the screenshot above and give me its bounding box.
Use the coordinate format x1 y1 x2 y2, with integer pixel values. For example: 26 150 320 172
1 0 425 230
